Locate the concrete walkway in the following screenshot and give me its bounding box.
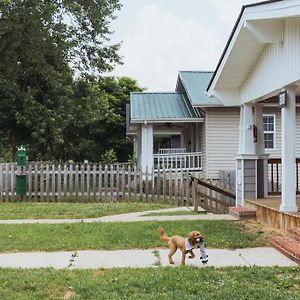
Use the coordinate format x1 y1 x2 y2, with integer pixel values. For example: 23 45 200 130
0 207 238 225
0 248 297 269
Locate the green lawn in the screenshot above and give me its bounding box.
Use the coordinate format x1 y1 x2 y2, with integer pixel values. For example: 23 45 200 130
0 202 175 220
0 220 266 252
0 267 298 299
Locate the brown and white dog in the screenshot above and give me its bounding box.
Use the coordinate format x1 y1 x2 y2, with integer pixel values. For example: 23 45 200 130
158 226 204 265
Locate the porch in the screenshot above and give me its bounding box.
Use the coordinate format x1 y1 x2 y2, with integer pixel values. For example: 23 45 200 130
246 197 300 232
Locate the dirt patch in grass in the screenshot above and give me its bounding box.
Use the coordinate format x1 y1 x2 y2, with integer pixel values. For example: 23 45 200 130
63 289 77 299
237 219 282 245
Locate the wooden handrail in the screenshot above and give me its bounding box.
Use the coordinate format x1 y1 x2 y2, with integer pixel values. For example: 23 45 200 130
190 176 236 199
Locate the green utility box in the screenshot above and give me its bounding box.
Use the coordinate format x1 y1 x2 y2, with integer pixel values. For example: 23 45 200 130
16 145 28 196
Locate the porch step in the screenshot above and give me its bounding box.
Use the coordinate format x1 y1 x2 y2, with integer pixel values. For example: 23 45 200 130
271 236 300 264
288 227 300 242
229 207 256 220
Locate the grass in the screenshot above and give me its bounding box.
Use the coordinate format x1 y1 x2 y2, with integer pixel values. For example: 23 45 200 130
0 267 298 299
0 220 267 252
0 202 176 220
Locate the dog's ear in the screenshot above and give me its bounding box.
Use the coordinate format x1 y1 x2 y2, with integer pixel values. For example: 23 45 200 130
187 231 196 245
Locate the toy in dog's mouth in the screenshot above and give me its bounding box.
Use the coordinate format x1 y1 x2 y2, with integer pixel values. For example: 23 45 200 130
197 239 208 265
195 237 204 243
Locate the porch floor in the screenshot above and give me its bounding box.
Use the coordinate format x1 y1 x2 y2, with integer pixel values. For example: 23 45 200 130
247 197 300 217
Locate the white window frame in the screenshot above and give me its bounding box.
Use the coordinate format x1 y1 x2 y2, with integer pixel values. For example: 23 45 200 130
263 114 276 150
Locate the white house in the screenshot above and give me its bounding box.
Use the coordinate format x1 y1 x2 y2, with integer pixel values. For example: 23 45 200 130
207 0 300 213
128 0 300 213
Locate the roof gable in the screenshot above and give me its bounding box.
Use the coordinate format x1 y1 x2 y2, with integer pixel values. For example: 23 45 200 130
177 71 222 107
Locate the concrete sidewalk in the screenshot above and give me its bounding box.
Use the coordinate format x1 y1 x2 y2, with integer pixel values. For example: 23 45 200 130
0 207 238 225
0 248 297 269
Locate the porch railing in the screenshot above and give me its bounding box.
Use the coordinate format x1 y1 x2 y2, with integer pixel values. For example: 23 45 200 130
154 152 202 171
268 158 300 195
158 148 186 154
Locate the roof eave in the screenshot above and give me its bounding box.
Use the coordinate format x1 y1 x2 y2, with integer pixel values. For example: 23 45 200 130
130 117 203 123
207 0 284 95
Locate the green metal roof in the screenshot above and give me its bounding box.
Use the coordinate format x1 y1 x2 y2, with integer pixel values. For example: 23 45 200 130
130 92 201 122
178 71 222 106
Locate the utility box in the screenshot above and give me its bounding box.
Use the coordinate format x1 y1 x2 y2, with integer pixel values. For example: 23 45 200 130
16 145 27 196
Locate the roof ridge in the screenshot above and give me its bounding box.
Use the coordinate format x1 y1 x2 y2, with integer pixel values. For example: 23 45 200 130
179 70 214 73
131 92 180 95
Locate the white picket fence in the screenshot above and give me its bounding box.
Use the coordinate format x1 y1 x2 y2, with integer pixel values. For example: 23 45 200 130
0 163 193 204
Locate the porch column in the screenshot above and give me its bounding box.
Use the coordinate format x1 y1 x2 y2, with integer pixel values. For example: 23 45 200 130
280 87 298 213
242 104 256 155
236 104 258 207
255 104 269 198
141 124 154 173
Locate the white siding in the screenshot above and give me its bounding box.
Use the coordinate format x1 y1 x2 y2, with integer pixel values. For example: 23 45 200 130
199 122 206 174
241 19 300 103
201 106 300 180
205 107 240 179
264 106 300 159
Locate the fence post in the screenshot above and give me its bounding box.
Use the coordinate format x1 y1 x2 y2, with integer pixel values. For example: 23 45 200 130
87 164 91 201
192 179 198 212
40 164 44 202
69 164 73 199
10 163 15 201
80 164 85 202
110 165 114 201
75 165 79 201
98 165 102 202
34 164 38 202
104 165 108 202
63 164 68 199
92 164 97 202
128 165 132 202
57 164 62 202
45 164 50 201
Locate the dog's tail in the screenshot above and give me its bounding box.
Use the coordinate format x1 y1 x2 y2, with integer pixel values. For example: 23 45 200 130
158 226 170 243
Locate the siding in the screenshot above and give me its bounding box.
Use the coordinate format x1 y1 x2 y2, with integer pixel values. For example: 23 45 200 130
205 107 240 179
264 106 300 158
199 122 206 174
241 19 300 103
202 106 300 179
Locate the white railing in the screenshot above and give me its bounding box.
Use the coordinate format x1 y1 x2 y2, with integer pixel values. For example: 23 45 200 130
154 152 202 171
158 148 186 154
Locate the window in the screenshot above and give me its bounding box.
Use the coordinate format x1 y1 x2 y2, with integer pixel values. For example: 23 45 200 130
263 115 275 150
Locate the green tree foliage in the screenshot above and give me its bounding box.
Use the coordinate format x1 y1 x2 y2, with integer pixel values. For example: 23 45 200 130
60 76 143 163
0 0 121 161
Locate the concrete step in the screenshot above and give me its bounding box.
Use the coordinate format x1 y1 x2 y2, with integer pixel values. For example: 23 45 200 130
271 236 300 264
229 207 256 220
288 227 300 242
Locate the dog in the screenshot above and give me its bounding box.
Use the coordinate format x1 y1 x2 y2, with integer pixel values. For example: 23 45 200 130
158 226 204 266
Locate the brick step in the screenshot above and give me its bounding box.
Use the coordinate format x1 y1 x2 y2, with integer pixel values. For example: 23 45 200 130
271 236 300 264
288 227 300 242
229 207 256 220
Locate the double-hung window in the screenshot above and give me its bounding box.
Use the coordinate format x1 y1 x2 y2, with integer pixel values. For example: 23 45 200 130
263 114 276 150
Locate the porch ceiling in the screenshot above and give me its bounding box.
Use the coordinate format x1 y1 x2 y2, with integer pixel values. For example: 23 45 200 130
207 0 300 105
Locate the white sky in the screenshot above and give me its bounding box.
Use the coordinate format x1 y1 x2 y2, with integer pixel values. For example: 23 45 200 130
110 0 259 91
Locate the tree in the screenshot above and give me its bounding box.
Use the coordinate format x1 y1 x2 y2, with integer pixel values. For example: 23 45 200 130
0 0 121 160
60 76 144 163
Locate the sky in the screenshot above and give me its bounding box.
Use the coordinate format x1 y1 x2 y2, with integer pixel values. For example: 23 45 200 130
110 0 259 91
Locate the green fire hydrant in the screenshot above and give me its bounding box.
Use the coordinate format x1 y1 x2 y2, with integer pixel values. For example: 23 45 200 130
16 145 28 197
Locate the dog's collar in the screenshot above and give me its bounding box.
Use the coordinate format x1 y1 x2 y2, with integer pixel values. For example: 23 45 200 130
185 238 194 251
